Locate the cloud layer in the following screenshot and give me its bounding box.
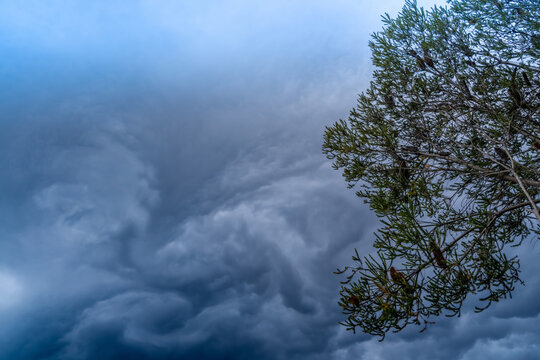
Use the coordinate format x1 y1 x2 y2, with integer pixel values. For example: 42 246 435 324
1 0 539 359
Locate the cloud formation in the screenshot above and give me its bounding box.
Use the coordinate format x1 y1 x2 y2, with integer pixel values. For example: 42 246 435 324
1 0 539 359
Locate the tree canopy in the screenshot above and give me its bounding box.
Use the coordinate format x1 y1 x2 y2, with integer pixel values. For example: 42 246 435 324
323 0 540 340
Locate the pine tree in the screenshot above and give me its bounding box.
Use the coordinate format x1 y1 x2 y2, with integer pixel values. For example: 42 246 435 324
323 0 540 340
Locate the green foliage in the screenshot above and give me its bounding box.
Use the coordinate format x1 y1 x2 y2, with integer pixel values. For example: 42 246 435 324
323 0 540 340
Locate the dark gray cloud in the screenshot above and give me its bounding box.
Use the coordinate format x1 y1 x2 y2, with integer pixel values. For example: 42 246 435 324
1 0 539 359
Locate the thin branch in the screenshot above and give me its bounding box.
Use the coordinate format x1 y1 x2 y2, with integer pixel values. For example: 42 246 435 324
412 198 540 277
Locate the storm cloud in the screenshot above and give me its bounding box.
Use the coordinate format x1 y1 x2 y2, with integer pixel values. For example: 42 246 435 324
1 0 539 359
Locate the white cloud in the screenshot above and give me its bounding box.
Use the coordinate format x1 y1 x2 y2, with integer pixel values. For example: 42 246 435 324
31 131 158 244
0 271 23 308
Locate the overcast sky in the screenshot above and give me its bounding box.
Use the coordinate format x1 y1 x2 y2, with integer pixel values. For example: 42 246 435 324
1 1 540 359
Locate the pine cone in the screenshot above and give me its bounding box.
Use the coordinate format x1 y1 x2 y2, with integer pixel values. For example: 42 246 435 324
416 56 426 70
508 85 524 107
522 72 532 86
423 50 435 68
384 95 395 109
348 295 361 307
430 241 448 269
389 267 413 294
